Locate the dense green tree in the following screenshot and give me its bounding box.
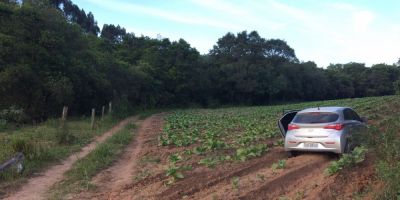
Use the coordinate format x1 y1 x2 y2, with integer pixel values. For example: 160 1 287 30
1 1 399 121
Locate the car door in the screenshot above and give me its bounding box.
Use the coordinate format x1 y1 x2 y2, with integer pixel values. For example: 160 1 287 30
278 111 298 138
344 108 364 148
343 109 357 148
348 109 365 146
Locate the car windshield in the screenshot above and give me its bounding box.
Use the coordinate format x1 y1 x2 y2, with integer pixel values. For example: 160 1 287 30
292 112 339 124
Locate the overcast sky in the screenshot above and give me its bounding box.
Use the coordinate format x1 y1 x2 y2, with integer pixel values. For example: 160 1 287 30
74 0 400 67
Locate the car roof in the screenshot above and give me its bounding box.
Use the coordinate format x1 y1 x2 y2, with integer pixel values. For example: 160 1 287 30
298 106 349 114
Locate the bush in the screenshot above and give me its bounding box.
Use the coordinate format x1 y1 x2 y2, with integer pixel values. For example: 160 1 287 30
0 119 7 131
112 95 134 119
0 106 27 124
11 138 35 160
56 124 75 145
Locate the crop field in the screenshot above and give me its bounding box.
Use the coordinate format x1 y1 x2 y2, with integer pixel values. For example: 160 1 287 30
160 95 394 172
67 95 400 200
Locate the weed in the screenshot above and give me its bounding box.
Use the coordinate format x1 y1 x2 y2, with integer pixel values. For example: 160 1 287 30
256 174 266 182
198 157 219 168
271 160 286 170
295 190 305 200
134 169 152 182
139 155 160 165
169 153 183 164
231 176 240 190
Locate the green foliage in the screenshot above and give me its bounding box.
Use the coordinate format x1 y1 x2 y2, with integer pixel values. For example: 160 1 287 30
56 124 75 145
369 117 400 199
0 106 26 124
169 153 182 164
2 2 400 122
0 115 118 189
325 146 367 176
235 144 268 161
198 157 220 168
271 160 286 170
11 138 35 159
159 95 398 175
231 176 240 190
164 165 192 185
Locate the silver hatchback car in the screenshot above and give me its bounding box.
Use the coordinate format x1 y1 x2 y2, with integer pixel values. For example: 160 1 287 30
278 107 367 156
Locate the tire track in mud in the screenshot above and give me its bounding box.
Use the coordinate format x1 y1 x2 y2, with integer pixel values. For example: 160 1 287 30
238 153 332 200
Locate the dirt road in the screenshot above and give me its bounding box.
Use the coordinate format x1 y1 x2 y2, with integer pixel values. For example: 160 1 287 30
72 113 166 200
4 116 137 200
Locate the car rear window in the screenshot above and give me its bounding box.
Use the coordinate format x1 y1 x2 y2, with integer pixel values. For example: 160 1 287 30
292 112 339 124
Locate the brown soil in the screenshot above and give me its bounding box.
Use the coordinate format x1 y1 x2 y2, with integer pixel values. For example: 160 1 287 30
3 116 137 200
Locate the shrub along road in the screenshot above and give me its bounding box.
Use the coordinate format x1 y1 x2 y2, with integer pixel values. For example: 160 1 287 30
4 116 137 200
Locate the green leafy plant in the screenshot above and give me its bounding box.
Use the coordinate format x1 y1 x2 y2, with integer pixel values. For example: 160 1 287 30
169 153 182 164
231 176 240 190
165 165 193 185
198 157 219 168
271 159 286 170
325 146 367 176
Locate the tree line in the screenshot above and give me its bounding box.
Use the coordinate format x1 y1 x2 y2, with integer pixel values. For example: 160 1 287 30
1 0 399 122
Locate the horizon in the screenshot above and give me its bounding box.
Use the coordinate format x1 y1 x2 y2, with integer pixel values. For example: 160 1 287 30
74 0 400 67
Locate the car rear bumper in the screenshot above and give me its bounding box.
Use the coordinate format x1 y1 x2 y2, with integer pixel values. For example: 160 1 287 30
284 135 343 154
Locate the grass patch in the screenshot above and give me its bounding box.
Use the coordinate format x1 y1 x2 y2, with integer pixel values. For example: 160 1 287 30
0 115 119 192
49 123 136 199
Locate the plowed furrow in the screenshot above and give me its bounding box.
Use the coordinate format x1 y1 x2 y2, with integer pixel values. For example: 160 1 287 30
158 148 287 199
239 154 331 200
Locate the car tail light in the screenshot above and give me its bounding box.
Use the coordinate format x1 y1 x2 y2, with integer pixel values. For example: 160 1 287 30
324 141 336 144
288 124 300 131
323 123 344 131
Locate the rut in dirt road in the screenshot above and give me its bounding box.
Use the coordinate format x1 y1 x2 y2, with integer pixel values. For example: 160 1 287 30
4 116 137 200
73 114 165 200
239 154 332 200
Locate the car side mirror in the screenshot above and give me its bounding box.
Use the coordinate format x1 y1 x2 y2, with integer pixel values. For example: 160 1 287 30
361 117 368 123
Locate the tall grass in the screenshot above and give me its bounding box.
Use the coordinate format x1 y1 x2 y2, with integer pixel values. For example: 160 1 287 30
369 116 400 199
0 116 118 192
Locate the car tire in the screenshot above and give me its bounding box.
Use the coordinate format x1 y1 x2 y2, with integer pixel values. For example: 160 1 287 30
287 151 298 158
344 140 351 154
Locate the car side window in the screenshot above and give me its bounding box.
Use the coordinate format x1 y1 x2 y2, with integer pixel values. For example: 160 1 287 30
350 109 362 122
343 109 355 121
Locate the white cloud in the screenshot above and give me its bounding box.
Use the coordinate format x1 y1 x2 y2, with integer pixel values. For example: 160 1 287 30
352 10 376 32
83 0 400 67
84 0 239 30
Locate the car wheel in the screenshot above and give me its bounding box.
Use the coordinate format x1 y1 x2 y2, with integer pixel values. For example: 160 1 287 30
287 151 298 158
344 140 351 154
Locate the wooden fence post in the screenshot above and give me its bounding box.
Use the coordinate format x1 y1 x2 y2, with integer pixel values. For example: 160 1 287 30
108 101 112 114
60 106 68 128
101 106 105 121
91 108 95 130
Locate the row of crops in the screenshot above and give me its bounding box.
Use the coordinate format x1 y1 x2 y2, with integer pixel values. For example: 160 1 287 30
158 95 399 181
